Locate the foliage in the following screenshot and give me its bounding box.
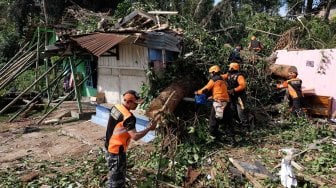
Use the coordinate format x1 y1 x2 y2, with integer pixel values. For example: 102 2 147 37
7 0 40 36
0 32 20 64
0 149 108 187
44 0 67 24
245 13 291 53
0 0 20 66
0 1 336 186
298 17 336 49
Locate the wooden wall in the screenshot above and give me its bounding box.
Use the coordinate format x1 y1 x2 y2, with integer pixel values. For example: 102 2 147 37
97 44 149 104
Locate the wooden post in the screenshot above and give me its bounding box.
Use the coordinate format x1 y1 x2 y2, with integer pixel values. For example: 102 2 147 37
36 74 91 124
35 27 40 90
0 42 29 74
45 58 50 102
0 62 58 114
42 0 48 25
8 58 78 122
69 57 83 113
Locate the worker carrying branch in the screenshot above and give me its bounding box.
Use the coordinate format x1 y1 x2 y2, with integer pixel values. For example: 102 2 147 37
276 68 304 117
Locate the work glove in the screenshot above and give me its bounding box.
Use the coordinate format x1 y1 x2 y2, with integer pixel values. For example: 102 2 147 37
228 89 235 95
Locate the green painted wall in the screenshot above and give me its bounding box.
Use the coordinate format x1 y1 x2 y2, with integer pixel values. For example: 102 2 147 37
76 60 97 97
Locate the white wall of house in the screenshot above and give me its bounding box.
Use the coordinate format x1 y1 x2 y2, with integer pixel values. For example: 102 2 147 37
97 44 149 104
275 49 336 114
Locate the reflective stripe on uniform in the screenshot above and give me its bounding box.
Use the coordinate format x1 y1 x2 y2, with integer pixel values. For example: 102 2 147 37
108 104 133 154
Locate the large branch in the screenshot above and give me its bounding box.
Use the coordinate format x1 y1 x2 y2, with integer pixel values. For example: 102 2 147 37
209 25 240 33
246 27 281 37
145 79 196 119
269 64 298 78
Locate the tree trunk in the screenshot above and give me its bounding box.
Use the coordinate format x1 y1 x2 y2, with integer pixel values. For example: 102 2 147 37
324 0 332 21
145 79 196 119
269 64 297 78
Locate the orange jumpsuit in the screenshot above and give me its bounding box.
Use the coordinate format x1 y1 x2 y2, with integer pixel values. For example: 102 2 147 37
277 78 303 116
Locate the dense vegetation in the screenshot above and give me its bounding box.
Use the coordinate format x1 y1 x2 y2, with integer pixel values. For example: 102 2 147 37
1 0 336 187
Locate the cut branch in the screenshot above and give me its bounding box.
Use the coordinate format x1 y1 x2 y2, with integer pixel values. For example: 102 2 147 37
246 27 281 37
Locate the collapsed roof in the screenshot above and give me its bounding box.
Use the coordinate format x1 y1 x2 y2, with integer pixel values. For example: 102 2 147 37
50 9 182 57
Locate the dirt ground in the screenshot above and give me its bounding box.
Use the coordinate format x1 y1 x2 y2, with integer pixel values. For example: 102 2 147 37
0 101 148 185
0 119 104 169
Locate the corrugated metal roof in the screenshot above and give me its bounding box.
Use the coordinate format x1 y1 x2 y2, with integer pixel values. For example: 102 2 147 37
71 33 129 57
134 32 181 52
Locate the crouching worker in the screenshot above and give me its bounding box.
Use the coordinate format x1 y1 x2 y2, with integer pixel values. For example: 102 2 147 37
105 90 159 188
195 65 232 140
222 62 249 129
276 70 304 117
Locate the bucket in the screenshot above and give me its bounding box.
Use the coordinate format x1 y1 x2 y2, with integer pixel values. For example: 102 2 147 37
195 94 207 105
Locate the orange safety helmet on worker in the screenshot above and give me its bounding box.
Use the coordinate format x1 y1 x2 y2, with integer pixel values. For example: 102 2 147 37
222 62 249 127
223 62 247 94
196 65 229 102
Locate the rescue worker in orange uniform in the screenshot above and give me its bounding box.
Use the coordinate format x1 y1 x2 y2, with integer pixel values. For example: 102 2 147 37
276 70 303 116
248 35 263 52
222 62 249 128
195 65 233 141
105 90 158 188
248 35 264 63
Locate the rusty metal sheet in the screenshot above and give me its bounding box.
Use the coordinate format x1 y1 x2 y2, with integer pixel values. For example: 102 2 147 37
71 33 129 56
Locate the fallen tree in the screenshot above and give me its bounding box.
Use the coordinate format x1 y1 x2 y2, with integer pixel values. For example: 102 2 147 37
145 79 197 119
269 64 298 78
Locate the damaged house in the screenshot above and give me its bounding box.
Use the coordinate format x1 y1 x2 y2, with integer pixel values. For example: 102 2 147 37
64 10 182 104
0 9 182 125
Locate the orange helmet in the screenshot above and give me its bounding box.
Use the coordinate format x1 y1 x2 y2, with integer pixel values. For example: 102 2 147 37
229 62 240 71
251 36 256 40
209 65 221 73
